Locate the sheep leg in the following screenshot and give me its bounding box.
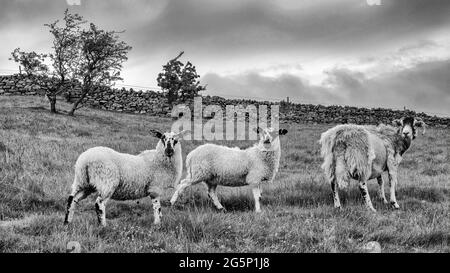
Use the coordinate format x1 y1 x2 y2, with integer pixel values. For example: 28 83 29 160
151 196 162 225
207 184 226 212
388 171 400 209
251 186 262 213
95 196 108 227
64 190 90 225
358 181 376 212
377 176 388 204
170 178 193 205
387 155 400 209
330 178 341 209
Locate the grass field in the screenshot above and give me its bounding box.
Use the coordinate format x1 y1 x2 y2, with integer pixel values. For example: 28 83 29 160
0 95 449 253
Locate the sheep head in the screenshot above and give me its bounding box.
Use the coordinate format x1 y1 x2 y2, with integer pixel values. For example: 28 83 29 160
255 127 288 150
150 129 190 157
392 116 426 140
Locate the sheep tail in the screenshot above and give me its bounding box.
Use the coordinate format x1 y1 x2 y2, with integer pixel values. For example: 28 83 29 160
320 129 349 188
320 125 374 188
320 128 341 187
342 138 374 183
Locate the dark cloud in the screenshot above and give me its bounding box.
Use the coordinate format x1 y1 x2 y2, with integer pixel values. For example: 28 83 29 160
202 72 341 104
2 0 449 63
324 59 450 113
126 0 450 58
0 0 448 115
398 39 438 53
324 68 366 91
0 0 67 28
202 58 450 116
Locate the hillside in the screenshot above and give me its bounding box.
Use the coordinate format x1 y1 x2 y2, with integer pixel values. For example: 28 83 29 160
0 95 449 253
1 74 449 127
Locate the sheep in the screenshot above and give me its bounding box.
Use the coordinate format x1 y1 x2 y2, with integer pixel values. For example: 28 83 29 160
170 127 288 212
63 129 189 226
319 116 426 212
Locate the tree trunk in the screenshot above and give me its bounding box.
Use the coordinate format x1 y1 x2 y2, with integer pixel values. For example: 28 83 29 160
48 95 57 114
68 99 80 116
69 87 90 116
168 89 178 105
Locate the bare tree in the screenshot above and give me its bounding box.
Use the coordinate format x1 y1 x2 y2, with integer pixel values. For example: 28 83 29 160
68 23 132 115
44 9 85 113
10 9 130 115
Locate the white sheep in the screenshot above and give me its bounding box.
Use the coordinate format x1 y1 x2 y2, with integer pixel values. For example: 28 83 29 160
170 127 288 212
319 116 426 211
63 129 189 226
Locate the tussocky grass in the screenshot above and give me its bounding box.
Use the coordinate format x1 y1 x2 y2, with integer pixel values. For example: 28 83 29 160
0 95 449 253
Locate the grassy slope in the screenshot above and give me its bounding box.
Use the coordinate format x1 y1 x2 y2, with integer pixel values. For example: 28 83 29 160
0 96 449 253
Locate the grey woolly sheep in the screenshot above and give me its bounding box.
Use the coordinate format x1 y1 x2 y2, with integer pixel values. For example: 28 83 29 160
319 116 426 211
64 130 189 226
170 127 288 212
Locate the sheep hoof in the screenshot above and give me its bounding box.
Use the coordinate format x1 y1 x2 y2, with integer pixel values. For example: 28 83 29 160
390 202 400 209
217 207 227 213
334 205 342 211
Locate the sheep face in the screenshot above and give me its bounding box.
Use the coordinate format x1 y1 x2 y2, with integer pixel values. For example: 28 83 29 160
256 127 288 150
392 116 426 140
150 130 190 157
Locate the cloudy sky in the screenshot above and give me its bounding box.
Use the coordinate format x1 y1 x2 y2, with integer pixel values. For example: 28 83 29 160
0 0 449 115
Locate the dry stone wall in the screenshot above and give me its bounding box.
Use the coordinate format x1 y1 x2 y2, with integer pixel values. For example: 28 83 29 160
1 74 449 127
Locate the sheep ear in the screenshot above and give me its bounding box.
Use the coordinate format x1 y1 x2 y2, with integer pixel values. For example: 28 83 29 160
150 129 163 139
278 129 288 135
392 118 403 127
175 130 191 139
